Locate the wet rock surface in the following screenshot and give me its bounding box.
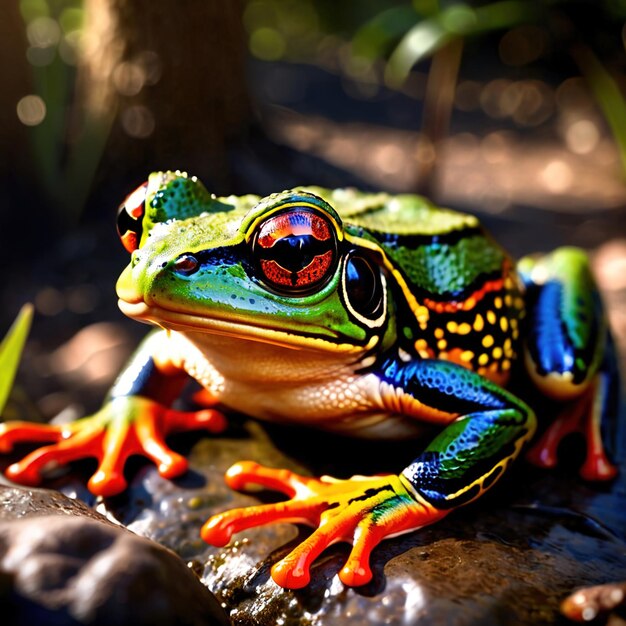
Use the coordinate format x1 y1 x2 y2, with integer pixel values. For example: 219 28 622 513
0 484 229 626
84 416 626 626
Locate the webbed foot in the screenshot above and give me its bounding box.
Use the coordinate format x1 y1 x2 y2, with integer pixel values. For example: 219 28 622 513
0 397 226 496
201 461 445 588
526 376 618 481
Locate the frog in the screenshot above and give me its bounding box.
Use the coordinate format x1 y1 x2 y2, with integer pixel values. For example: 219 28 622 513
0 171 619 589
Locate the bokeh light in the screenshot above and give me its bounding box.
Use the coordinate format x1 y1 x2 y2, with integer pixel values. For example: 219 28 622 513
540 160 574 194
121 105 155 138
565 119 601 155
16 94 46 126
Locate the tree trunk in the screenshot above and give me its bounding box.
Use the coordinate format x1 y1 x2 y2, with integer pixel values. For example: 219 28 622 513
0 1 32 177
76 0 251 195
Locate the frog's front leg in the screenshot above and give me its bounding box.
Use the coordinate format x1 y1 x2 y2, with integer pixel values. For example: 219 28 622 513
0 330 226 496
202 359 536 588
519 247 619 480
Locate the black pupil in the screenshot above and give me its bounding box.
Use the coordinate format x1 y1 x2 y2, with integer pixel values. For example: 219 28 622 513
117 203 142 239
261 234 330 272
174 254 199 275
345 255 382 317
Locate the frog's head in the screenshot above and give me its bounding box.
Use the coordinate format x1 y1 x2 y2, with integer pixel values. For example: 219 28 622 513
116 171 395 356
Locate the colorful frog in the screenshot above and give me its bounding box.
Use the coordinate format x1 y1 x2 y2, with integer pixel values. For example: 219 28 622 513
0 171 618 588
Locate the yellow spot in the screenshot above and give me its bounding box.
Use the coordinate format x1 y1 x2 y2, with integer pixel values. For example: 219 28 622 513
457 322 472 335
437 339 447 350
461 350 474 362
446 321 458 333
511 318 518 330
487 310 497 325
434 328 444 339
514 297 524 310
415 338 431 358
512 329 520 340
473 314 484 332
505 294 513 307
478 353 489 366
494 297 503 309
415 339 428 351
504 338 513 356
492 346 503 359
500 317 509 332
416 305 429 324
502 359 511 370
465 297 477 310
482 335 494 348
504 277 513 290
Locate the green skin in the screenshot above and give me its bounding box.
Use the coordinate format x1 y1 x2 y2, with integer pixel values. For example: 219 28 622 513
0 171 618 589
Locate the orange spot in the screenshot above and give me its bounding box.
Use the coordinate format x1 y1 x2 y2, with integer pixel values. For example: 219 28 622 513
423 277 505 312
478 365 510 386
445 348 474 370
121 230 138 253
422 261 518 314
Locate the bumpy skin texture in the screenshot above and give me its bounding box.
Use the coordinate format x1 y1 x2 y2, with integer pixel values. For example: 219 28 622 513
0 172 619 589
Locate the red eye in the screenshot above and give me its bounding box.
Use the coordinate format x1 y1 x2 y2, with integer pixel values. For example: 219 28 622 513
117 182 148 252
253 208 338 293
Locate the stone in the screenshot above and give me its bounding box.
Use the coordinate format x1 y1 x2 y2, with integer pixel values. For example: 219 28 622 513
95 418 626 626
0 484 229 626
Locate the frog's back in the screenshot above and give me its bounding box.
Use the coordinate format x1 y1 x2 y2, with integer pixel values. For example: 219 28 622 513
307 187 478 236
307 187 508 298
306 187 524 383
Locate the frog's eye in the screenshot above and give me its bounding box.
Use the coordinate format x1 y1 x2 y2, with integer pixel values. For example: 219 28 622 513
117 182 148 252
252 208 338 294
173 253 199 276
343 253 386 323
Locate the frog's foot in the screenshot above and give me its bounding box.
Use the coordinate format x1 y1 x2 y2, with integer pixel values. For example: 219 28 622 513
0 396 226 497
191 388 220 407
201 461 446 588
561 581 626 622
526 377 617 481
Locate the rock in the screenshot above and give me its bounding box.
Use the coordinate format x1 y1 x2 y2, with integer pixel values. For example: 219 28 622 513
97 418 626 626
0 485 229 626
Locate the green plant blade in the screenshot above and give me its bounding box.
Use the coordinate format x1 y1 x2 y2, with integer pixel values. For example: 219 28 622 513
385 1 541 86
0 304 34 416
351 5 421 62
571 45 626 176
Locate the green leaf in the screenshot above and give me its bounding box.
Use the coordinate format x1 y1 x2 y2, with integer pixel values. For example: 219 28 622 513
0 304 34 416
351 5 420 61
385 1 541 86
572 45 626 176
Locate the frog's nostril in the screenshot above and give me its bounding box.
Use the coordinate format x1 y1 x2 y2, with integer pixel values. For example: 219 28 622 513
173 254 199 276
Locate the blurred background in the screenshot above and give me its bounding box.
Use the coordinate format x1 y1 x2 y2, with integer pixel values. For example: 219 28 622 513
1 0 626 421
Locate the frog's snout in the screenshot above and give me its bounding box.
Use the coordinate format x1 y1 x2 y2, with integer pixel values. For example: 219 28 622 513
116 265 144 304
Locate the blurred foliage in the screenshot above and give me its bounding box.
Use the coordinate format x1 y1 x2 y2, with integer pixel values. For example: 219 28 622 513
15 0 626 213
244 0 626 172
0 305 33 416
18 0 110 221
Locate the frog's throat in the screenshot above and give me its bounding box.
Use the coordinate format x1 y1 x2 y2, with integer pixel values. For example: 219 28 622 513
118 299 377 355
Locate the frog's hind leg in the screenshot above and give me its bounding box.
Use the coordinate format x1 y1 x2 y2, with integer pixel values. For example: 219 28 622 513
203 359 538 588
519 247 619 481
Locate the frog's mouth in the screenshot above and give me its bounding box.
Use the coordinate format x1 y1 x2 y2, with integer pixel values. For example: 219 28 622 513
118 299 374 355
